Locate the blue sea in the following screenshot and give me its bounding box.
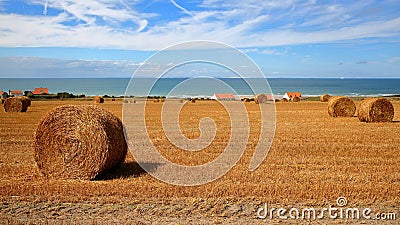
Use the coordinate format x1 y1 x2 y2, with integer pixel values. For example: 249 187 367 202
0 78 399 98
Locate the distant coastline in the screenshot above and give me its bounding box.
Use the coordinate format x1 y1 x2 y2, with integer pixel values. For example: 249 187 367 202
0 78 399 98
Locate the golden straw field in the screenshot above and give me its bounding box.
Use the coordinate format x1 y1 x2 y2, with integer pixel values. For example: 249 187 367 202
1 99 400 224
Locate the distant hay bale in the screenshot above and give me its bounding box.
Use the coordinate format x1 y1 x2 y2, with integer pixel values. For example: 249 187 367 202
1 99 4 105
153 99 160 103
357 98 394 122
281 98 288 102
3 97 30 112
320 94 331 102
191 99 196 103
34 105 127 180
255 94 268 104
243 98 251 102
291 96 301 102
93 96 104 103
327 96 356 117
274 99 280 102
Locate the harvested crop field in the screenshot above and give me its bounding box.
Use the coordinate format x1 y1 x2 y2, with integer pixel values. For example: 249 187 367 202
1 100 400 224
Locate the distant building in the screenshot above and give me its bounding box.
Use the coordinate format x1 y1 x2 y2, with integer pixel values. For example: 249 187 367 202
9 90 23 97
283 92 302 101
212 93 239 101
32 87 49 95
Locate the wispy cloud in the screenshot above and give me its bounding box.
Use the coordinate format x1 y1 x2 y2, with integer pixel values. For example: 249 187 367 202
170 0 194 17
0 0 399 51
0 56 140 77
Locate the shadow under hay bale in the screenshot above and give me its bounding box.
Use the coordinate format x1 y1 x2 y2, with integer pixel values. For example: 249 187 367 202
327 96 356 117
96 161 162 180
291 96 301 102
34 105 127 180
357 98 394 122
255 94 268 104
320 94 331 102
93 96 104 103
3 97 31 112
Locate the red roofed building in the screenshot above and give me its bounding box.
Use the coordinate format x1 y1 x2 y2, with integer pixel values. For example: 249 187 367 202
9 90 23 97
212 93 239 101
283 92 302 101
32 87 49 95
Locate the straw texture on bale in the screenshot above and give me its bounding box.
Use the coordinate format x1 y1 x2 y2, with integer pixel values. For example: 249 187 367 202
34 105 127 180
255 94 268 104
3 97 31 112
291 96 301 102
357 98 394 122
327 96 356 117
320 94 331 102
281 98 288 102
93 96 104 103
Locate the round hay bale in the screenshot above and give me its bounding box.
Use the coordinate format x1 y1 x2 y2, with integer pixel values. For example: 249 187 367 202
191 99 196 103
3 97 30 112
274 99 280 102
327 96 356 117
281 98 289 102
255 94 268 104
320 94 331 102
357 98 394 122
34 105 127 180
291 96 301 102
93 96 104 103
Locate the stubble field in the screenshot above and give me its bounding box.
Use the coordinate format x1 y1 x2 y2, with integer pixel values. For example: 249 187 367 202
0 99 399 224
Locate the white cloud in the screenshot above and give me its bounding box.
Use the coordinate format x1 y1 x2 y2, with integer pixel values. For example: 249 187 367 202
0 0 399 50
0 57 140 77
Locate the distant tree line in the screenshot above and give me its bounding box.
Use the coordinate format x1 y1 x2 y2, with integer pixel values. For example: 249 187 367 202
26 92 86 99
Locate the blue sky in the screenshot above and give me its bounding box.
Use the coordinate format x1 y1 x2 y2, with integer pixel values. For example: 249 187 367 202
0 0 400 78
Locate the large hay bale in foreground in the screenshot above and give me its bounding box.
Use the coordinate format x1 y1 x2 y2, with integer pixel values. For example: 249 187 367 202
34 105 127 180
93 96 104 103
320 94 331 102
291 96 301 102
3 97 30 112
357 98 394 122
327 96 356 117
255 94 268 104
